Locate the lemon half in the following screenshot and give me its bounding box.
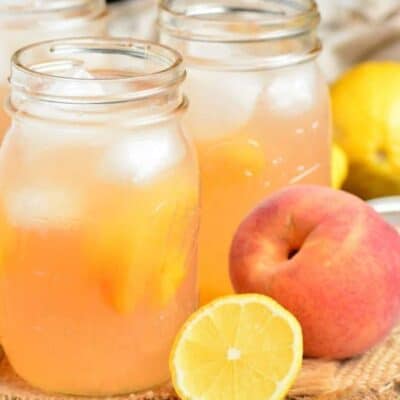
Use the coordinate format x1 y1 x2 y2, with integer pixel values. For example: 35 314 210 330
170 294 303 400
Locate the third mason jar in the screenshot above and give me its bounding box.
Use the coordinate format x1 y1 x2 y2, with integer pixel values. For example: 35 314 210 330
159 0 332 304
0 0 107 141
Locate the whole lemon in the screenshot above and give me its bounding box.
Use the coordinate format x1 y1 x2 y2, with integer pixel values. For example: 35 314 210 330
332 143 348 189
331 62 400 199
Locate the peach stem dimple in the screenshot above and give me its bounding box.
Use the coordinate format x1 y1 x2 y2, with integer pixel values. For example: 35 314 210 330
288 249 299 260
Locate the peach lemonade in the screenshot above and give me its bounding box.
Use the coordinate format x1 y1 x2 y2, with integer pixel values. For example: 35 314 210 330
0 38 199 395
159 0 332 303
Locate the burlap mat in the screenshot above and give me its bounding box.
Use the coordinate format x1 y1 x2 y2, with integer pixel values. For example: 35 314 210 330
1 326 400 400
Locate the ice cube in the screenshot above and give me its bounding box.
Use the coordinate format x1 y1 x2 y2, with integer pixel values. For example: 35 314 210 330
99 123 186 184
5 185 84 229
19 65 106 126
17 66 109 152
11 119 111 168
258 63 318 116
45 67 105 98
183 68 263 139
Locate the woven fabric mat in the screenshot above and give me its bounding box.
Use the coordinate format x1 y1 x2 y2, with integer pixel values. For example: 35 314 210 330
1 326 400 400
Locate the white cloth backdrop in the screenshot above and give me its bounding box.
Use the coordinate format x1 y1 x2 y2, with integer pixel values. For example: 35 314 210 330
317 0 400 81
108 0 400 82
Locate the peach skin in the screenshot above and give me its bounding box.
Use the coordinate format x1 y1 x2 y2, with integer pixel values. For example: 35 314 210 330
230 185 400 359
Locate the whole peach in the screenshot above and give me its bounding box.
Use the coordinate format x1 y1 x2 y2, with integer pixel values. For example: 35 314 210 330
230 185 400 359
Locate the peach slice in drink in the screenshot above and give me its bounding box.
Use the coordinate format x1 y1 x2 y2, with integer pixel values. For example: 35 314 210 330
84 177 199 313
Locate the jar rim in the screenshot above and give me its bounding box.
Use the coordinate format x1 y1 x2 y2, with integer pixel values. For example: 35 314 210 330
158 0 320 43
0 0 106 20
10 37 185 105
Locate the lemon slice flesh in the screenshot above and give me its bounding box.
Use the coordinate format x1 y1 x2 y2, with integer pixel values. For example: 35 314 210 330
170 294 303 400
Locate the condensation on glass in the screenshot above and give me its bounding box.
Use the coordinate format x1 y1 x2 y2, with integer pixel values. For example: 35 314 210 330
159 0 332 304
0 38 199 395
0 0 107 140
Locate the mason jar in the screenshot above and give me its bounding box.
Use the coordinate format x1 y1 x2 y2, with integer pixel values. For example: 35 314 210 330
0 0 107 140
159 0 332 304
0 38 199 395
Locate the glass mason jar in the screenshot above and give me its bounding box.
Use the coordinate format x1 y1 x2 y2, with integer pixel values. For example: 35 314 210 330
0 0 107 140
159 0 332 304
0 38 199 395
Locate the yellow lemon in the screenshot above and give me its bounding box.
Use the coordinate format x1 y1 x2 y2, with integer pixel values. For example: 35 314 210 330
170 294 303 400
331 62 400 198
332 143 348 189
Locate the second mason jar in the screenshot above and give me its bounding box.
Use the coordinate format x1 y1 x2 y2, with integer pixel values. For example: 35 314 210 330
159 0 332 304
0 38 198 395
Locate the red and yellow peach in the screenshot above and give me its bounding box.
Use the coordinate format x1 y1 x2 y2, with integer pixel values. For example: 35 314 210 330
230 185 400 359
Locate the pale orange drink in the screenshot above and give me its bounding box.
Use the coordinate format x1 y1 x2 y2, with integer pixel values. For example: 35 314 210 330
0 38 199 395
159 0 332 303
